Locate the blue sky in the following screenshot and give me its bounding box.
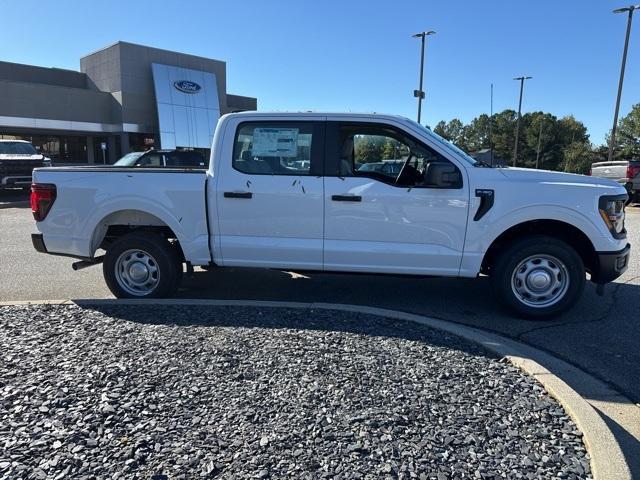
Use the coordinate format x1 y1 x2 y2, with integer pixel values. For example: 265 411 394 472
0 0 638 145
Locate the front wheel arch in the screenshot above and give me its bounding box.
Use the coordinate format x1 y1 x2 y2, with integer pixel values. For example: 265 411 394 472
481 219 598 277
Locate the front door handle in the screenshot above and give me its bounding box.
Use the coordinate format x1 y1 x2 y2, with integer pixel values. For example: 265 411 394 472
332 195 362 202
224 191 253 199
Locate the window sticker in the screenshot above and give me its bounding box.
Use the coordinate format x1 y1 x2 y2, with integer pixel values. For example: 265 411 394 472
251 128 299 157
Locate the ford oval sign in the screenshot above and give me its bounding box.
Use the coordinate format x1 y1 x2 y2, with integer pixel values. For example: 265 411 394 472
173 80 202 94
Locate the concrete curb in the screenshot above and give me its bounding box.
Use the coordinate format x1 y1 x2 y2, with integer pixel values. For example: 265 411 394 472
0 298 632 479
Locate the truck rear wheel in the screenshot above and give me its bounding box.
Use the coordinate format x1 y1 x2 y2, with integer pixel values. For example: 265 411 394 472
103 232 182 298
491 235 585 319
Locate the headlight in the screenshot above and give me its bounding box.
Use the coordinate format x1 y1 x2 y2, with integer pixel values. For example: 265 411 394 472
599 194 627 239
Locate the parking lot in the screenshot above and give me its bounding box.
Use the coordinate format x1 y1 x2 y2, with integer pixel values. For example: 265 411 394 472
1 191 639 401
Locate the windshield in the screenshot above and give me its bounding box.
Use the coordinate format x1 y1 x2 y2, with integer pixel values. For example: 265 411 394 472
113 151 145 166
0 141 38 155
406 119 478 166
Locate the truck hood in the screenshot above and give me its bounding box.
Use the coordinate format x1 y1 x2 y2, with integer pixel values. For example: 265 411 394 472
498 167 622 191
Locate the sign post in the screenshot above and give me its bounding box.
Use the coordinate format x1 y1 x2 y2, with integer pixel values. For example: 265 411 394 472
100 142 107 164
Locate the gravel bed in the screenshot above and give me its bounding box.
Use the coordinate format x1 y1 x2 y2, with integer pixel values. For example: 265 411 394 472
0 304 591 479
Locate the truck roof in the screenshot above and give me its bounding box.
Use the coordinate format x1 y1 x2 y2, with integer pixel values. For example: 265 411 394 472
0 139 30 143
225 111 412 122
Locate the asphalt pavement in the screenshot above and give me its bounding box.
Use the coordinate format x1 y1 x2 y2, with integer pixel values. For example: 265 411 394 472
1 192 639 405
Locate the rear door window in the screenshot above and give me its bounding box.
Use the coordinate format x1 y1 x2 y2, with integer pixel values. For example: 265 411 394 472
233 122 322 176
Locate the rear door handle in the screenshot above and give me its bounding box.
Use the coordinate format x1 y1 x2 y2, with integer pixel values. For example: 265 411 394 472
332 195 362 202
224 191 253 199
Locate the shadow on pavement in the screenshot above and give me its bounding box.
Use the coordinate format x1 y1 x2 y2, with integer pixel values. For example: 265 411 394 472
87 303 492 361
594 407 640 478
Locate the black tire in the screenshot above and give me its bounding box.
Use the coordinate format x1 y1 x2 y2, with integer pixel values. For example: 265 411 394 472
491 235 585 319
103 232 183 298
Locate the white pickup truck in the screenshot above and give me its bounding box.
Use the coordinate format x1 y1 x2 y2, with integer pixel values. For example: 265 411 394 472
31 112 630 318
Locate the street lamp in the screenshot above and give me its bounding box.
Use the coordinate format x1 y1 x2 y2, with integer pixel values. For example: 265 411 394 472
512 76 532 167
412 30 436 124
608 4 639 162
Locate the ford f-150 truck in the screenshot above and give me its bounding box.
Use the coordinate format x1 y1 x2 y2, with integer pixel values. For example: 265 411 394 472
30 112 630 318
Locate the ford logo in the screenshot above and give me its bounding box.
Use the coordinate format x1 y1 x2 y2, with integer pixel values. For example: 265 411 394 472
173 80 202 94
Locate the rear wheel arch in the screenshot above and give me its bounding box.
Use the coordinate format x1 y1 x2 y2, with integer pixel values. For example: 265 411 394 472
90 209 185 261
481 219 598 277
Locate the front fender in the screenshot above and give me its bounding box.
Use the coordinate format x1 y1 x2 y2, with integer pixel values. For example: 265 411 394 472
458 204 623 277
471 204 609 253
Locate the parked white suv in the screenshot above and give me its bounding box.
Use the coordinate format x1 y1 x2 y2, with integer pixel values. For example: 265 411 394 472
30 113 630 318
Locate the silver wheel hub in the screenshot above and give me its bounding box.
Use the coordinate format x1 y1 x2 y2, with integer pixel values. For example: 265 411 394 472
115 249 160 296
528 269 552 290
511 254 569 308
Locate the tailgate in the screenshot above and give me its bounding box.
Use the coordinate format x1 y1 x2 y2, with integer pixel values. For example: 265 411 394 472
591 162 627 180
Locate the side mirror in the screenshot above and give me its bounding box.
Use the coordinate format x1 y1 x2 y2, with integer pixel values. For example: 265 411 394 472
424 162 462 188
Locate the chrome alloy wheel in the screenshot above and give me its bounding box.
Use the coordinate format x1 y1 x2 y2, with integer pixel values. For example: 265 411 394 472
511 254 569 308
114 249 160 296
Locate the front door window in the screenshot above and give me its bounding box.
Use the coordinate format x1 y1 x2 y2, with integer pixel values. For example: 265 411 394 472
337 125 461 189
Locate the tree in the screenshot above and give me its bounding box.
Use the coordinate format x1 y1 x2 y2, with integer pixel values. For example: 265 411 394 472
557 115 589 146
613 103 640 159
463 114 492 152
522 112 561 170
490 110 518 162
354 135 384 163
432 109 599 172
433 119 468 150
562 142 598 174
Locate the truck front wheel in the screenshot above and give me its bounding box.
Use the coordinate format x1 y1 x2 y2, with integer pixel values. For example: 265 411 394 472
491 236 585 319
103 232 182 298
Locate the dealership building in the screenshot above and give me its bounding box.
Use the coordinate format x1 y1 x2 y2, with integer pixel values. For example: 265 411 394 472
0 41 257 164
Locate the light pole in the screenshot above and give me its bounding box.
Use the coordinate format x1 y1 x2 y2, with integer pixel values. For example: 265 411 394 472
412 30 435 124
512 76 532 167
489 83 494 166
608 4 639 162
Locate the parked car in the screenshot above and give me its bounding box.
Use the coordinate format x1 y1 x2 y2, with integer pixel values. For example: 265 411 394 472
0 140 50 190
113 149 206 168
30 112 630 318
357 160 404 176
590 159 640 204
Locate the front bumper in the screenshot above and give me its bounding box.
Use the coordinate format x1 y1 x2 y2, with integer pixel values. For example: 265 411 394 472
592 244 630 283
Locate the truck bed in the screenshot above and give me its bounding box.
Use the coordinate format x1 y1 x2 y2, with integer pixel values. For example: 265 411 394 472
31 167 210 264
